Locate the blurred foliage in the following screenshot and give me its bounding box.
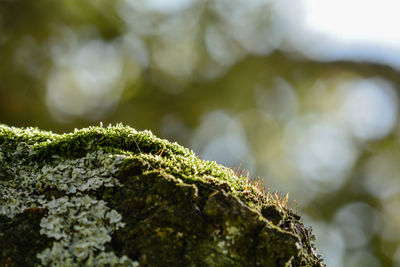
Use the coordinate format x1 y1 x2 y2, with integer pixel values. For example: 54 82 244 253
1 0 400 266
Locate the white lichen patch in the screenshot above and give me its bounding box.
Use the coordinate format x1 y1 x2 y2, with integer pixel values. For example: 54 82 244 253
211 222 241 256
226 225 240 236
37 195 132 266
0 144 136 266
217 241 227 253
37 150 125 194
0 150 124 218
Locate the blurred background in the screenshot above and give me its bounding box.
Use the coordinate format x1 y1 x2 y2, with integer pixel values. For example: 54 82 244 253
1 0 400 265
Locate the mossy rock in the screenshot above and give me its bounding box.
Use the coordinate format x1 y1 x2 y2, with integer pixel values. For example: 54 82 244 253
0 124 325 266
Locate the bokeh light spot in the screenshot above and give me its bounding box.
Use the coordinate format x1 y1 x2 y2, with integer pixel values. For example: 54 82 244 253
333 202 380 249
339 78 398 141
46 36 127 120
286 117 358 190
362 147 400 200
191 111 255 171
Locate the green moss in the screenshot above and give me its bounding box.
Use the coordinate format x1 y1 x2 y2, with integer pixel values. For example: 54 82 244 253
0 123 324 266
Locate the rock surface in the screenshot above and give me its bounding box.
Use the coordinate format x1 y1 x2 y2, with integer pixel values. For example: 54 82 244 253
0 124 325 266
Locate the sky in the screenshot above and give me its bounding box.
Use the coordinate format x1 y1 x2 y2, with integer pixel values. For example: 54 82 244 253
296 0 400 69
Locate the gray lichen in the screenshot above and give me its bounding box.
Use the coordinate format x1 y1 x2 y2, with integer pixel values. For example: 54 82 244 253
37 195 131 266
0 143 136 266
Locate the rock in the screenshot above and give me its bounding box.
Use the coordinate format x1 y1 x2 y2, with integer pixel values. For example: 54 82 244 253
0 124 325 266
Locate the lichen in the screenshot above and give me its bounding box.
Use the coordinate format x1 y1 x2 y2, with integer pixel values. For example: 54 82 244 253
0 133 135 265
0 123 325 266
37 195 131 266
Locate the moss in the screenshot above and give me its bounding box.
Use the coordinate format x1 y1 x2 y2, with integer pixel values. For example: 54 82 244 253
0 123 324 266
